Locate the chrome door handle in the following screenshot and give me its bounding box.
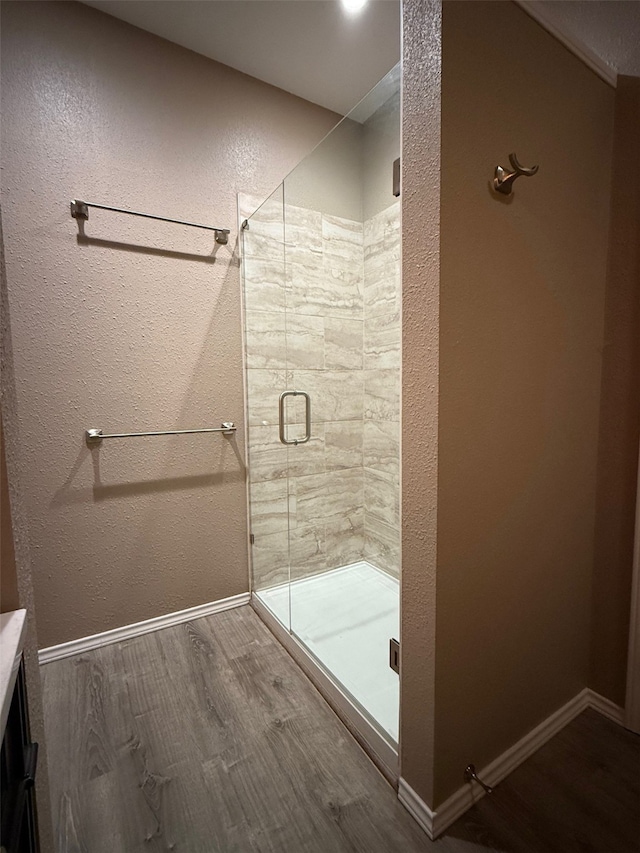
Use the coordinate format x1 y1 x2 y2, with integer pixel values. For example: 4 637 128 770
279 391 311 445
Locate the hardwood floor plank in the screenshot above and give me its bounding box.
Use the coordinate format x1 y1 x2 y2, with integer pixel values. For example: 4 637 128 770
449 709 640 853
56 791 86 853
113 636 229 851
41 606 639 853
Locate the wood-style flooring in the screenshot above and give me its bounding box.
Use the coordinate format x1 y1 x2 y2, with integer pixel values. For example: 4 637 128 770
41 605 639 853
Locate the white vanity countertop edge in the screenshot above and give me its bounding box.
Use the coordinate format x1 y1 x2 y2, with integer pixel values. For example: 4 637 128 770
0 608 27 738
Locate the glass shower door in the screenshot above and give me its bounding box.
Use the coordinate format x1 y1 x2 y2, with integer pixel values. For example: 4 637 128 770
244 63 401 747
283 65 401 745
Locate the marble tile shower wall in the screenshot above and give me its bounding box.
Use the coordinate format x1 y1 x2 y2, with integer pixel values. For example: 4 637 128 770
243 198 400 590
363 201 400 577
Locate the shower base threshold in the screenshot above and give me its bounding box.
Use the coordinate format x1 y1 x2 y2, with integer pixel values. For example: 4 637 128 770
252 561 399 780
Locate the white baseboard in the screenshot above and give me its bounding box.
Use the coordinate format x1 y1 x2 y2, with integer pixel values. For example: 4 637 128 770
586 688 625 726
38 592 250 664
397 778 437 840
399 687 625 839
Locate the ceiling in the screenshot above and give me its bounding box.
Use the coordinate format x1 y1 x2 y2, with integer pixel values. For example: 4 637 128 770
82 0 401 117
82 0 639 117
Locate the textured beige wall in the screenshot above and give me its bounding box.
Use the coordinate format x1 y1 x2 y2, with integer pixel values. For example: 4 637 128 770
1 417 20 613
433 0 614 805
0 0 337 648
400 0 442 809
1 211 55 853
284 119 364 221
591 76 640 706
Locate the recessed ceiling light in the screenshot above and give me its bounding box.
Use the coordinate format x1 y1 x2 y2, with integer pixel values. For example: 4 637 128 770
341 0 369 15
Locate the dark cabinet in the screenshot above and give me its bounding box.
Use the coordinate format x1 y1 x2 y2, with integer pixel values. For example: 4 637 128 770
0 660 40 853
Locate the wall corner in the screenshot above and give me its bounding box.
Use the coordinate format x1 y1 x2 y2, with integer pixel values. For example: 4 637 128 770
400 0 442 812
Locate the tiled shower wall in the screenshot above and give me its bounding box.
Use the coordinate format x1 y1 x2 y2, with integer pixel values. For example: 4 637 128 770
243 195 400 589
363 202 400 575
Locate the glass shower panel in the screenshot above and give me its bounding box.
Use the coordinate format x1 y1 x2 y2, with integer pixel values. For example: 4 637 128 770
244 65 401 747
241 185 291 631
284 65 401 743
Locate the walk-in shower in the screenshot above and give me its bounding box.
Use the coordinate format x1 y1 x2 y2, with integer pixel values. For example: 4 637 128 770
241 65 400 773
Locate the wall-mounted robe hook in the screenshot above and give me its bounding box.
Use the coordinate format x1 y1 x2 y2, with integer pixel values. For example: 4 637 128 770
493 153 539 196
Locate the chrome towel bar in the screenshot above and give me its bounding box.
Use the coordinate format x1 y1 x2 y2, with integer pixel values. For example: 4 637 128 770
70 200 230 245
85 423 236 446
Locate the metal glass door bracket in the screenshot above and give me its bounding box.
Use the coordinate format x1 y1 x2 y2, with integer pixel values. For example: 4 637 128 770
279 391 311 445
